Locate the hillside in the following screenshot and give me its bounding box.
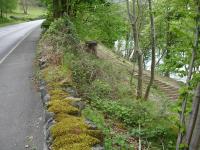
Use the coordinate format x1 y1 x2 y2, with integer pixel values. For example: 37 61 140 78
36 0 200 150
37 18 178 150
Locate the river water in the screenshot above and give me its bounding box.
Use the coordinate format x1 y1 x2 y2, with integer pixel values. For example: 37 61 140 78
114 40 187 83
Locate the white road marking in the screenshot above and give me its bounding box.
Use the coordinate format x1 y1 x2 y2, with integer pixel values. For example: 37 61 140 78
0 27 36 65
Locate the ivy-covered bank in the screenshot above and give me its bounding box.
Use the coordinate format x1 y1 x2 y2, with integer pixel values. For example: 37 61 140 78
37 18 178 150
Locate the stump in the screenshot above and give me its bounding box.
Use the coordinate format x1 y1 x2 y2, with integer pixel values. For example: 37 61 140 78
85 41 98 56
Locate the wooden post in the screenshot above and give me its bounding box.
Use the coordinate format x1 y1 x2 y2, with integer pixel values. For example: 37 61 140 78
85 41 98 56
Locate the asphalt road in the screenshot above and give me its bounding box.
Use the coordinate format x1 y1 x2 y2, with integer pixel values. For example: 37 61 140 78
0 20 44 150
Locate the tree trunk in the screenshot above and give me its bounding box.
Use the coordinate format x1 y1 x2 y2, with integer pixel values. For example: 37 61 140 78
186 83 200 149
176 0 200 149
126 0 143 99
190 109 200 150
132 0 143 99
21 0 28 14
53 0 61 18
164 8 172 77
185 1 200 148
144 0 156 100
25 0 28 14
0 9 3 18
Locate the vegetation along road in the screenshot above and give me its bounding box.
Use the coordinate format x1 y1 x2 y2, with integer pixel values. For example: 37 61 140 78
0 21 44 150
0 0 200 149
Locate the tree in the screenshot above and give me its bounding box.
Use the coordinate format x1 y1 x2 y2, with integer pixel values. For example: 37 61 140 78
126 0 143 99
186 83 200 149
20 0 29 14
144 0 156 100
0 0 17 18
176 0 200 149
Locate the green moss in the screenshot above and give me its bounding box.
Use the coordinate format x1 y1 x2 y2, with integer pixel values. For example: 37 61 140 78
48 100 79 116
54 113 71 122
52 133 99 147
86 130 104 141
41 65 72 84
50 116 100 150
51 134 99 150
47 98 102 149
48 89 69 101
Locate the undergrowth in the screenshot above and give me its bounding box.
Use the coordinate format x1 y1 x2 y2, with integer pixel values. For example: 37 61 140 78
39 17 178 150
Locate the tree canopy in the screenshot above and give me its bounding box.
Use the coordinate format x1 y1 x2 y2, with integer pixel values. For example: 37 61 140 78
0 0 17 17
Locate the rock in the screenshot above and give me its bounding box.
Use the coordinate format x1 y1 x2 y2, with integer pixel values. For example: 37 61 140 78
70 100 86 116
44 119 54 148
45 128 53 147
63 87 78 97
85 119 97 130
39 87 50 105
65 97 81 101
43 94 51 103
45 128 51 141
45 111 55 123
39 85 45 91
71 100 85 110
46 118 55 130
39 57 48 69
40 88 48 100
39 80 46 86
92 145 104 150
43 143 49 150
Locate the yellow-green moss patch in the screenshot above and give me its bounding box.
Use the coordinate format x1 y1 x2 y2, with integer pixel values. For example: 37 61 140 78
49 89 68 98
48 100 79 115
50 116 100 150
51 134 100 150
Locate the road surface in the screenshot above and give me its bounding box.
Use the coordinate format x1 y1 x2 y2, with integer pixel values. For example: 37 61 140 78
0 20 44 150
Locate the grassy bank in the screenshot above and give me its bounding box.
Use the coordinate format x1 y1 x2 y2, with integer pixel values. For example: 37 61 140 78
37 18 178 149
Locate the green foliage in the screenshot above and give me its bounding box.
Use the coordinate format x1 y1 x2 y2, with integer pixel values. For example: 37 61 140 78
158 0 199 76
179 86 189 99
42 17 80 54
43 0 128 48
72 55 100 87
47 17 77 36
131 127 175 149
139 0 200 83
83 107 134 149
42 16 179 149
0 0 17 18
190 73 200 88
0 4 45 26
73 3 128 47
